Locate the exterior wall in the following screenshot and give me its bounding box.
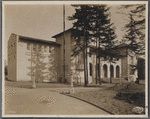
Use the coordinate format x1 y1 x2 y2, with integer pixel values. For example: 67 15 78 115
127 51 138 82
55 31 72 83
8 34 17 81
55 34 63 82
17 39 31 81
87 53 122 84
8 32 139 84
16 37 60 82
138 58 145 79
121 56 128 78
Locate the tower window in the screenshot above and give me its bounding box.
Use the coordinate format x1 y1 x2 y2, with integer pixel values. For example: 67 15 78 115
44 46 47 52
33 44 36 51
49 46 51 53
38 45 42 52
116 58 119 61
27 43 30 50
104 56 107 61
89 53 91 57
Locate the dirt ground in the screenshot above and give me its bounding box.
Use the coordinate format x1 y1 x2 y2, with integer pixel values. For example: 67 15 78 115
4 80 146 115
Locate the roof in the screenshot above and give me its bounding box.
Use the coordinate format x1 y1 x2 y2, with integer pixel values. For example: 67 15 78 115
114 43 129 48
17 34 61 46
52 28 73 38
89 44 129 57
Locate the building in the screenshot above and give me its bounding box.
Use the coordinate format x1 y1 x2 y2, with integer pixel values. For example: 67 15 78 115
7 29 138 83
52 29 138 84
8 33 61 82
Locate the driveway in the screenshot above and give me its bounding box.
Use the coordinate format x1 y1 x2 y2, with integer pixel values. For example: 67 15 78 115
4 86 110 116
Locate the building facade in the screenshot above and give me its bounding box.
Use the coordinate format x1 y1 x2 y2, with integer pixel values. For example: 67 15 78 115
8 33 61 82
8 30 138 83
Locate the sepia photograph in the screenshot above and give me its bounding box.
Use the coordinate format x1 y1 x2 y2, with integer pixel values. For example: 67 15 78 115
2 1 148 117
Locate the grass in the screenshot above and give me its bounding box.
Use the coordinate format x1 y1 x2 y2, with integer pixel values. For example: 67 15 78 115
66 82 145 115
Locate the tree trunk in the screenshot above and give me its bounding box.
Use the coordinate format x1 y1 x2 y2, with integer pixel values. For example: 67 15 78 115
83 27 87 86
96 38 98 84
85 40 88 84
98 38 101 85
83 50 87 86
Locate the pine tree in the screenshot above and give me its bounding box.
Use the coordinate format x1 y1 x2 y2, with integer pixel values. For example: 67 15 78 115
68 5 95 86
118 4 146 83
68 5 117 85
119 4 145 55
90 5 117 84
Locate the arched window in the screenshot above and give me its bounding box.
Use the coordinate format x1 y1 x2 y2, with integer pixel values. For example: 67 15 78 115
103 64 107 78
89 63 92 76
116 65 120 78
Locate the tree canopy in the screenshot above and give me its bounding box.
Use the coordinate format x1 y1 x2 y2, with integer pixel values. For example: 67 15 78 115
119 4 146 56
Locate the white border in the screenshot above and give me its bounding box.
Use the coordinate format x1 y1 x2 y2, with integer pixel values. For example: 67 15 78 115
2 1 148 118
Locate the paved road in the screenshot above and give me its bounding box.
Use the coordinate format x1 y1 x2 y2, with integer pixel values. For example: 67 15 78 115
4 86 110 115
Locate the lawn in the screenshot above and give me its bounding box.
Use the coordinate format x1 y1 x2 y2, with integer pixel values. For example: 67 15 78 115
66 82 145 115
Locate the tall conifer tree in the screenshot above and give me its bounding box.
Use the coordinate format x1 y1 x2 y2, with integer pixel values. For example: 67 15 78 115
68 5 116 85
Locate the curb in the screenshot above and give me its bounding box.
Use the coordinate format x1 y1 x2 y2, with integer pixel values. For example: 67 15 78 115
62 93 114 115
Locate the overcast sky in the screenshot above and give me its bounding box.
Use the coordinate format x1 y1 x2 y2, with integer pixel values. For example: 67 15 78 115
3 2 145 62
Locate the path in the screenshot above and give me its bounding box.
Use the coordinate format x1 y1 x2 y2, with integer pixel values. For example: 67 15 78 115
4 86 110 115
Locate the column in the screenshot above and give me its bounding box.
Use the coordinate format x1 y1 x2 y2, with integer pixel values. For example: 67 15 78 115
120 65 122 78
101 65 103 78
107 65 110 78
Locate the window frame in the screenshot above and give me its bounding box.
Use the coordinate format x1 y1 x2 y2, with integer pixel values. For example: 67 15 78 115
49 46 51 53
27 43 30 50
38 45 42 52
33 44 36 51
44 46 47 52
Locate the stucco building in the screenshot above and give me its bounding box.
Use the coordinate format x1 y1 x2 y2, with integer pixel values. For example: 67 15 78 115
7 29 138 83
8 33 61 82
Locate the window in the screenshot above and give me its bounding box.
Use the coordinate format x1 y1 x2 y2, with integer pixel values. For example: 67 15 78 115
131 56 134 64
89 53 91 57
33 44 36 51
49 46 51 53
90 63 92 76
44 46 47 52
27 43 30 50
38 45 42 51
104 56 107 61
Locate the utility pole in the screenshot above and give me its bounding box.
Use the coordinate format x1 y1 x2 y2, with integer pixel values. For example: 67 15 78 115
63 4 66 83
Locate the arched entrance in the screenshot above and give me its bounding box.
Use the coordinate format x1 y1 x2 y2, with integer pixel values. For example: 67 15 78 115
103 64 107 78
116 65 120 78
110 65 114 78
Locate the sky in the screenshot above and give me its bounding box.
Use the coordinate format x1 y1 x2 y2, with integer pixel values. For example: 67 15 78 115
3 2 145 62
